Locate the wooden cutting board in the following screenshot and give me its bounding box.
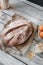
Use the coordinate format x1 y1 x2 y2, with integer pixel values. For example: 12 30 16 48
2 14 37 54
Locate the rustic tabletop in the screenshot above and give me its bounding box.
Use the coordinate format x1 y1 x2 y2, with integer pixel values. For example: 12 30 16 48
0 0 43 65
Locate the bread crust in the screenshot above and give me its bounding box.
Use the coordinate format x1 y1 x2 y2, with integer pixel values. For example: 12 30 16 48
2 20 33 46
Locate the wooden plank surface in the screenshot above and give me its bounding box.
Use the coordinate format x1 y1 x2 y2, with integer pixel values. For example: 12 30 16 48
3 0 43 20
1 0 43 25
0 50 25 65
0 50 39 65
0 0 43 65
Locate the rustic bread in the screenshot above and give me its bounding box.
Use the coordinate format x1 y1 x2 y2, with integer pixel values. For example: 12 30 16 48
2 20 33 46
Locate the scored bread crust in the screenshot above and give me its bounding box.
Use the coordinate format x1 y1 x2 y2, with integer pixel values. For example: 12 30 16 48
2 20 33 46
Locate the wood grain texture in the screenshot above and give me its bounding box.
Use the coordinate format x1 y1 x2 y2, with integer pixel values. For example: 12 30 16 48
0 50 39 65
0 0 43 65
2 0 43 25
0 50 25 65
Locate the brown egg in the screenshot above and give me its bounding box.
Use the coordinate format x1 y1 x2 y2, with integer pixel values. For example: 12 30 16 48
39 32 43 38
39 25 43 31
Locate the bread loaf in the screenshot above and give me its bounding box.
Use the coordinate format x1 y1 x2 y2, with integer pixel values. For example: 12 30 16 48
2 20 33 46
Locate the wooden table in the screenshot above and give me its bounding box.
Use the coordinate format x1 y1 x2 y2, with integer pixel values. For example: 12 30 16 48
0 0 43 65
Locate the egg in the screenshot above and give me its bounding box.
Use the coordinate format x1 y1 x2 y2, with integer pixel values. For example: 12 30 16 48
39 32 43 38
39 25 43 31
